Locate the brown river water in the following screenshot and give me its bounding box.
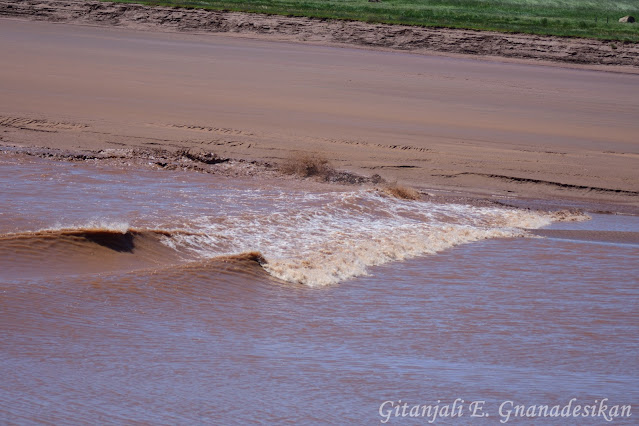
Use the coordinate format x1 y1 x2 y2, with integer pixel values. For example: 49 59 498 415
1 153 637 424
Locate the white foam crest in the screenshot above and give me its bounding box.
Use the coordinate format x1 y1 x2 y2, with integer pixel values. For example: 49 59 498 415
41 220 131 233
154 189 575 286
264 224 525 287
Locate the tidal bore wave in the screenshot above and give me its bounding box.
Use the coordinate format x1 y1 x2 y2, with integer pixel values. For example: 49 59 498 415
0 226 272 282
0 190 590 286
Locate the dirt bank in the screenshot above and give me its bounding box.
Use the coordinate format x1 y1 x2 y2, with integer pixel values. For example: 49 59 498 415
1 0 638 70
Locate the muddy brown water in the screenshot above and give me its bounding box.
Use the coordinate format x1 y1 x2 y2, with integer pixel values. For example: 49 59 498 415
1 154 637 423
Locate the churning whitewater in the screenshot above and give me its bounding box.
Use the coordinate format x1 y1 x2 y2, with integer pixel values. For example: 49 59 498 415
159 189 585 286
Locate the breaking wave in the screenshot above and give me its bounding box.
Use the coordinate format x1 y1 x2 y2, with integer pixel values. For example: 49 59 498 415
0 190 589 286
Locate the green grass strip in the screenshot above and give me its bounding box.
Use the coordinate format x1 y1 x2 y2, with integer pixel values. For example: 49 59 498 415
103 0 639 42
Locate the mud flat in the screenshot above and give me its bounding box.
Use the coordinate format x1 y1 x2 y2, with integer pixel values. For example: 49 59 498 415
0 14 637 213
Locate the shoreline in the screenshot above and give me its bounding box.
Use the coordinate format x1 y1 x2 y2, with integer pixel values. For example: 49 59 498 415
1 0 638 72
3 144 637 217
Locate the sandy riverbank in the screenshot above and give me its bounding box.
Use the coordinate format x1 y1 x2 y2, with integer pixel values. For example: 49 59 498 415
0 17 637 213
2 0 639 70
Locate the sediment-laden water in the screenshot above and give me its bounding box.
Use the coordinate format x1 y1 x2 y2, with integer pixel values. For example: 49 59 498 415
1 153 637 423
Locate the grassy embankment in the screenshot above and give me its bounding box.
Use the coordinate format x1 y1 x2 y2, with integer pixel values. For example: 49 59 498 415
104 0 639 42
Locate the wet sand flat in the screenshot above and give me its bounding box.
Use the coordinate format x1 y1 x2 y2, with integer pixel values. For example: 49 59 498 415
1 18 638 208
